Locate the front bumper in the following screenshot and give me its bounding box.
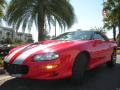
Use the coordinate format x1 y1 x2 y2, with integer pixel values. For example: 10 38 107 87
4 59 70 80
4 62 29 75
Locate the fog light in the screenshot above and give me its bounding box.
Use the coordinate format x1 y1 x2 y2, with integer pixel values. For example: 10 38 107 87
46 65 58 70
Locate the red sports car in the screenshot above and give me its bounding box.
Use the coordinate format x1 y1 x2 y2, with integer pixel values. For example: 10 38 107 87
4 30 117 83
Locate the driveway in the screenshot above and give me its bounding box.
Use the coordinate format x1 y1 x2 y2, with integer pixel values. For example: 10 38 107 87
0 56 120 90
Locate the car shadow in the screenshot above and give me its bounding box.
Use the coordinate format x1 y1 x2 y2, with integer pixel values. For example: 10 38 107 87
0 64 120 90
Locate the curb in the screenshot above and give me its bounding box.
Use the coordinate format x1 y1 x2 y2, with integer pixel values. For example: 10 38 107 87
0 75 12 81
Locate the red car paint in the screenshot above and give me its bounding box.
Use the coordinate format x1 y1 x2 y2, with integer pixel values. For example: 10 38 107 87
4 31 117 80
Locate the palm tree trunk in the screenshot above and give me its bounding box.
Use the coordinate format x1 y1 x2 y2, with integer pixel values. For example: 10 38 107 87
38 16 45 41
55 20 56 37
113 24 116 41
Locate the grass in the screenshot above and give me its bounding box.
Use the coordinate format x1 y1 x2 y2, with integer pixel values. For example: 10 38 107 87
117 50 120 55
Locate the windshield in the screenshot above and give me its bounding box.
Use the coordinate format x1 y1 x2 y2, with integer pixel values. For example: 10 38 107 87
53 31 93 41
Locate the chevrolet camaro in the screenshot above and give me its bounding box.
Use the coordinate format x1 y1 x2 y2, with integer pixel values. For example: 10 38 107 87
4 30 117 83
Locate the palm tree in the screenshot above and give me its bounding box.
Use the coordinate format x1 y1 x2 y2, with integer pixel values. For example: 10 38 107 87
6 0 75 41
55 19 57 37
0 0 6 20
103 0 119 41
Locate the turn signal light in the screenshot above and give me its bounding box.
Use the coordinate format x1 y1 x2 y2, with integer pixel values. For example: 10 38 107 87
46 65 58 70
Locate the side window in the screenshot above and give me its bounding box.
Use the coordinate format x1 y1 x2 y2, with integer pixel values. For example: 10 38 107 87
93 33 106 41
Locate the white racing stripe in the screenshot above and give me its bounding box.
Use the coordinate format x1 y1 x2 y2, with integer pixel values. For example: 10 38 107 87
4 45 29 63
13 42 60 64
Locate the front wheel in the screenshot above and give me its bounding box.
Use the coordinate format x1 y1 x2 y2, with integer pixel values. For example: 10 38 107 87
71 53 88 84
106 50 117 67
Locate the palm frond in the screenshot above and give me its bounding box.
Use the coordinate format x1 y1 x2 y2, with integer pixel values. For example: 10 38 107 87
6 0 76 40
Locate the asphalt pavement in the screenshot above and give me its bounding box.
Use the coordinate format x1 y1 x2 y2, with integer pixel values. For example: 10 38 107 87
0 56 120 90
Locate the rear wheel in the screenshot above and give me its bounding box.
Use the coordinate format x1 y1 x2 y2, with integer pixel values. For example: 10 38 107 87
71 53 88 84
106 50 116 67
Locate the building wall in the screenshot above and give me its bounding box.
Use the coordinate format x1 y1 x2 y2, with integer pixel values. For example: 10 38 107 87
0 27 33 42
0 27 15 41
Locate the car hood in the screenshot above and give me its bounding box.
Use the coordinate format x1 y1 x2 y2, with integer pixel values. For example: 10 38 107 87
11 40 88 52
4 40 89 64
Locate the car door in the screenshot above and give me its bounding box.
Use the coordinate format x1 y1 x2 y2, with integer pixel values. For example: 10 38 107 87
90 32 111 66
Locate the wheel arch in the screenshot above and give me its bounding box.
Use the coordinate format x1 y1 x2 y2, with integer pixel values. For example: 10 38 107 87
71 50 91 74
75 51 91 64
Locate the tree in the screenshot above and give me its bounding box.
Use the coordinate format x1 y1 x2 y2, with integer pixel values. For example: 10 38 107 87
103 0 120 46
90 27 106 34
6 0 75 41
0 0 6 20
103 0 118 41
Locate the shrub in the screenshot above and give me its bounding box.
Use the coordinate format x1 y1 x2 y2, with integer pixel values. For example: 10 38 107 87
3 38 13 44
26 38 34 43
117 50 120 55
0 57 3 67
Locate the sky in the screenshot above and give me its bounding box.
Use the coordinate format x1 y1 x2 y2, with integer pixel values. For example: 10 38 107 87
70 0 103 30
5 0 113 41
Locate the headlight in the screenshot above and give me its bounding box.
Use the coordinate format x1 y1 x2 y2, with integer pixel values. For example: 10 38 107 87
33 52 59 62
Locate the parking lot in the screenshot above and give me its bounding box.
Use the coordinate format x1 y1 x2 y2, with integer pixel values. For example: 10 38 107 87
0 56 120 90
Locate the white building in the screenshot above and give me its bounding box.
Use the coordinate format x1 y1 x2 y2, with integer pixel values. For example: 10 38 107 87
0 27 33 43
16 32 33 42
0 27 15 41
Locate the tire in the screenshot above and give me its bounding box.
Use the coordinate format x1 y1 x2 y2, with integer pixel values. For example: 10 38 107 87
71 53 88 84
106 50 117 67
